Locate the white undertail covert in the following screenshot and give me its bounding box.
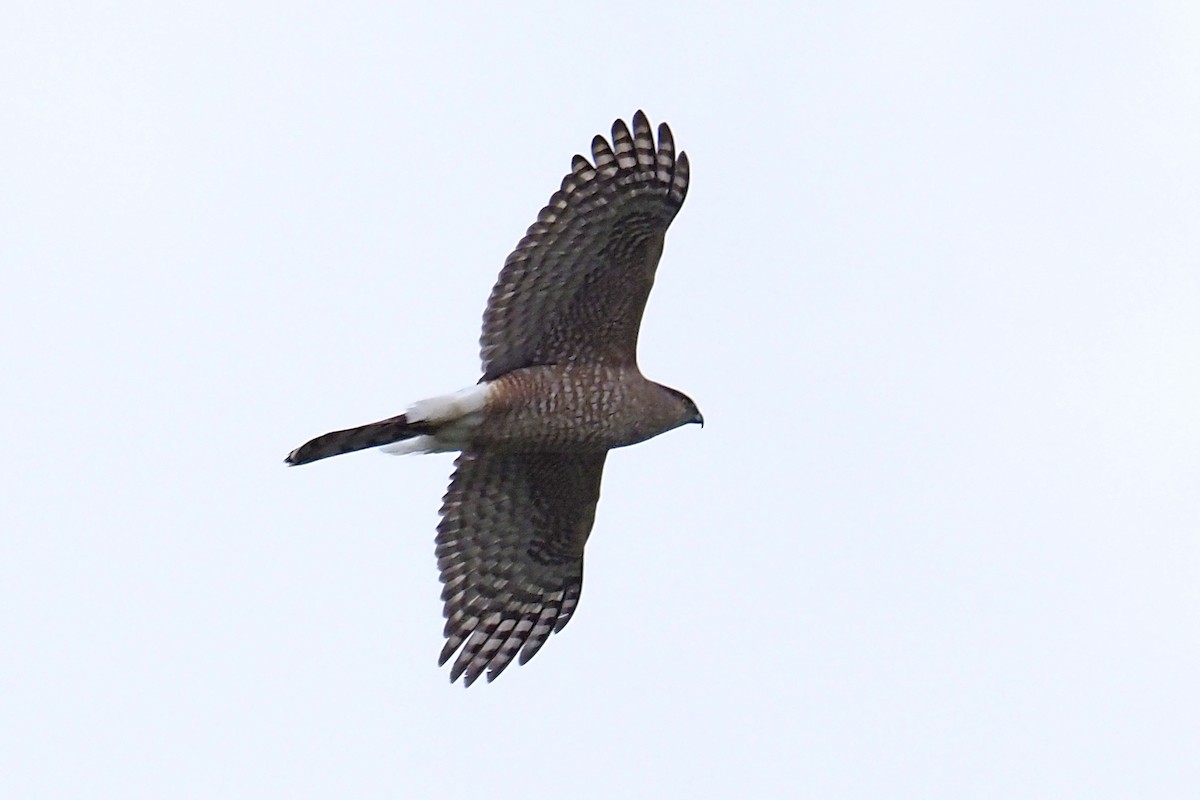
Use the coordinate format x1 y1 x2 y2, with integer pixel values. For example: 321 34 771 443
382 383 491 455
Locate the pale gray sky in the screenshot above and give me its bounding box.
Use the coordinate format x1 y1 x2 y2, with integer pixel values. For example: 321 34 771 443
3 3 1198 798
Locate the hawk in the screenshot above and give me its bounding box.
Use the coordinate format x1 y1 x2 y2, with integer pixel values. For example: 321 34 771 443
286 111 701 685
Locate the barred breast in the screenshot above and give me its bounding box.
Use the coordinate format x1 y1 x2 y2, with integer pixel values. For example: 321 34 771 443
478 364 679 451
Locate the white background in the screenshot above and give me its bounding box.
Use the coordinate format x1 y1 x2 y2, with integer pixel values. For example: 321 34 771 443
3 3 1198 797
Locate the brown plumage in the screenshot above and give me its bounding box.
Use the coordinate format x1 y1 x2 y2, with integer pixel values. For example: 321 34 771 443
286 111 701 685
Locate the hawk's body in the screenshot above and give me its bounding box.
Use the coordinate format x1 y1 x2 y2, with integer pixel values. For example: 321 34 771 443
287 112 701 685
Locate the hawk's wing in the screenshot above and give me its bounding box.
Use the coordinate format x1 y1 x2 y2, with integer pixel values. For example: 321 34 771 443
479 111 689 380
436 450 607 685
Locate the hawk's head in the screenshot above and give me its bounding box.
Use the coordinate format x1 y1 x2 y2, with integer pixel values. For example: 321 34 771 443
656 384 704 430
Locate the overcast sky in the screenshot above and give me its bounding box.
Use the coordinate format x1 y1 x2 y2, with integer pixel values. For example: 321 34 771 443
3 3 1198 798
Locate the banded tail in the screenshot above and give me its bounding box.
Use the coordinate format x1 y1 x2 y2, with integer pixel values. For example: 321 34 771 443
285 383 491 466
285 414 429 466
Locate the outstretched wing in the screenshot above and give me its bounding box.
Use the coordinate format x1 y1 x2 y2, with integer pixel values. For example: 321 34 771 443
436 450 607 685
479 110 689 380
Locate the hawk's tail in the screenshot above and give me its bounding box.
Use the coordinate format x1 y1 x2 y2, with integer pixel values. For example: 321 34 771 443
285 383 490 466
285 414 424 466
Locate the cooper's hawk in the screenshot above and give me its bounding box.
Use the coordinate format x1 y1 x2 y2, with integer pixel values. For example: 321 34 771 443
286 111 701 685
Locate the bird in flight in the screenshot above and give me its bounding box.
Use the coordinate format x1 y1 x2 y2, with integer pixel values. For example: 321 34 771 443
286 111 701 685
